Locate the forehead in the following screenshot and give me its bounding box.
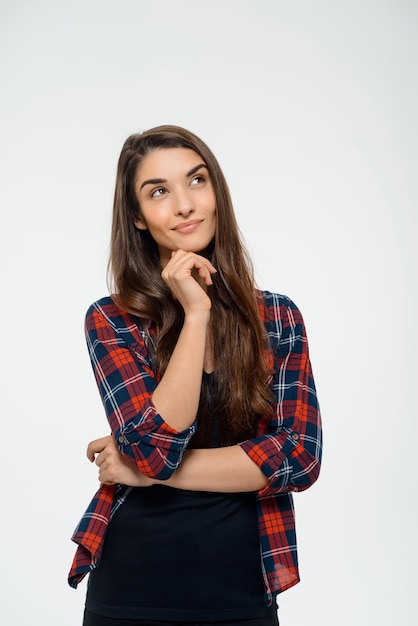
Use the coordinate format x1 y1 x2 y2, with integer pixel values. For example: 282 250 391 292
135 147 204 183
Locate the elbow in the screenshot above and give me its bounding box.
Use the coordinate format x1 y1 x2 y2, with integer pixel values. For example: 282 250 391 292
259 446 321 496
289 437 322 491
135 455 181 481
290 455 321 492
112 403 196 480
115 430 187 481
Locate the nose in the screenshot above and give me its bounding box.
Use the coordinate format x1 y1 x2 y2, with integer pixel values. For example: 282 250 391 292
174 189 195 217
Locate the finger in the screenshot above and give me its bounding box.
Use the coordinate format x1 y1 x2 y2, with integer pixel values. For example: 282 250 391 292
86 435 113 462
170 248 187 259
193 258 217 279
87 436 109 461
99 464 117 485
98 469 113 485
98 460 109 477
197 264 216 286
166 250 216 275
94 450 108 467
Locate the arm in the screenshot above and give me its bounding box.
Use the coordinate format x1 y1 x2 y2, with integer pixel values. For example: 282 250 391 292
161 446 269 492
89 436 268 492
85 301 194 480
149 249 216 430
238 294 322 495
166 295 322 495
86 251 216 480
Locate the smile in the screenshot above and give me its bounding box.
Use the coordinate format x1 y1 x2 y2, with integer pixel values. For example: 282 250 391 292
172 220 204 234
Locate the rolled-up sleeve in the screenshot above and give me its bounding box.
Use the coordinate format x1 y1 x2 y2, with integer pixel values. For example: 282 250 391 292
239 294 322 495
85 300 196 479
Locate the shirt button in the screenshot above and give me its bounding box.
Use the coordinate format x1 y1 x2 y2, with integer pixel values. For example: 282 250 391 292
291 432 300 442
118 435 125 444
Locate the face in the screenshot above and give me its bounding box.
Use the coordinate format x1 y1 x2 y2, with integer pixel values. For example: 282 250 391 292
134 148 217 267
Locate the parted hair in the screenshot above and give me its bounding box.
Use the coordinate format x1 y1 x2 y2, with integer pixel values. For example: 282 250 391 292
109 125 273 445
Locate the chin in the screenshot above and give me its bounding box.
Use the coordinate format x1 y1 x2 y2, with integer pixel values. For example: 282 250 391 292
196 238 215 259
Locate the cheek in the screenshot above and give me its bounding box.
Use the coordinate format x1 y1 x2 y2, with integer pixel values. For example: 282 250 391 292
205 190 217 214
140 206 168 231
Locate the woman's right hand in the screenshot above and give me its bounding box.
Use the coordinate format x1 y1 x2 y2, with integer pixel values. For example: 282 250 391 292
161 249 217 316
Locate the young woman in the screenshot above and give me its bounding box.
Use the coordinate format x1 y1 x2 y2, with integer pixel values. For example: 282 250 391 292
68 125 322 626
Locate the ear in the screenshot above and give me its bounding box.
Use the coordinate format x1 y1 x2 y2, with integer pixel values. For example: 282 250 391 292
134 217 148 230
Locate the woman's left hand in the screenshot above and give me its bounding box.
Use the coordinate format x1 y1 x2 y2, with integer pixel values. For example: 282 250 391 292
87 435 155 487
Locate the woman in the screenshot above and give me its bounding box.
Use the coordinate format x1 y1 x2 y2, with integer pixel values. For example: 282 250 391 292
68 125 322 626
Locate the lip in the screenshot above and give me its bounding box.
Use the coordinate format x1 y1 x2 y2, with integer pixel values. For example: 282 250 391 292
172 219 204 234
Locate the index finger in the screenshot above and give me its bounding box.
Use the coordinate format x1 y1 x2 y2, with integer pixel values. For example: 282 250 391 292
86 435 113 462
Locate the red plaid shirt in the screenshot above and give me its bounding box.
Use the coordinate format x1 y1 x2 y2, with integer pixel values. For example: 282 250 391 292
68 291 322 604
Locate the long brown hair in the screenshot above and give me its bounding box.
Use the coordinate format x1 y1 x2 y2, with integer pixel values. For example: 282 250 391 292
109 125 273 445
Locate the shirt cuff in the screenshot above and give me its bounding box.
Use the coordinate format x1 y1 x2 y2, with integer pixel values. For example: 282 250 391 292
239 429 301 494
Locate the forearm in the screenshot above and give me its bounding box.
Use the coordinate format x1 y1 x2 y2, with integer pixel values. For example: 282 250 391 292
161 446 268 492
152 312 209 432
88 436 268 491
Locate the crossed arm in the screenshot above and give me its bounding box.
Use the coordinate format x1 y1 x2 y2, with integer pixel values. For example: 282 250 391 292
88 435 269 492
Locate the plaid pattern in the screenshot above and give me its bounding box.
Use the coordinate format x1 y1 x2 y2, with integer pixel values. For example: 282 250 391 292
68 292 322 604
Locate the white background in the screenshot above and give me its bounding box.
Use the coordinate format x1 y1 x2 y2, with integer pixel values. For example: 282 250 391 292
0 1 417 624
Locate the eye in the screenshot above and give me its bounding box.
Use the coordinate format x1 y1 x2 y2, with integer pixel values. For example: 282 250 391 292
150 187 167 198
190 174 205 186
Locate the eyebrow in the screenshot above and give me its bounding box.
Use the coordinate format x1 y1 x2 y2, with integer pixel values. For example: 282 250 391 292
139 163 208 191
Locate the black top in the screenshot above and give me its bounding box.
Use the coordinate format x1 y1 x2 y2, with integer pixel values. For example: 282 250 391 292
85 485 274 620
85 373 274 620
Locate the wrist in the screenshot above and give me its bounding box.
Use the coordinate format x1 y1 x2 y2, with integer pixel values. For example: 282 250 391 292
183 309 210 325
